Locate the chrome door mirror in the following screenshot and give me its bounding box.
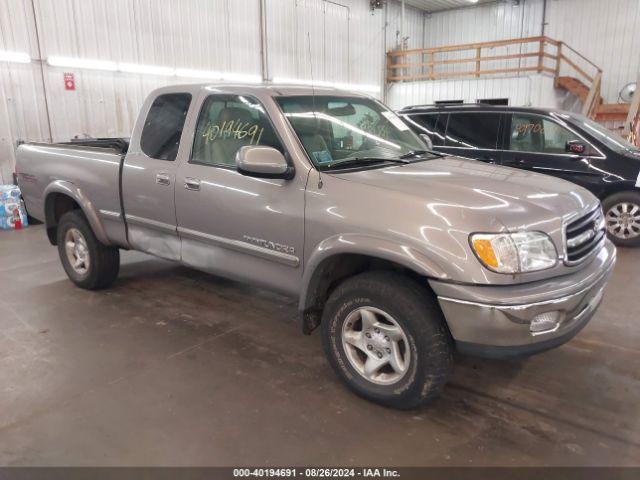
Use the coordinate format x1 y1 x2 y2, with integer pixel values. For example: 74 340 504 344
236 146 294 179
420 134 434 150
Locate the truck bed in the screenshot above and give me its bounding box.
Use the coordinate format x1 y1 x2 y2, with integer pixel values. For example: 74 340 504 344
16 142 128 247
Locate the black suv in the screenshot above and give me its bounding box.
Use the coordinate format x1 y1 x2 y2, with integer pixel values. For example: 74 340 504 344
398 104 640 247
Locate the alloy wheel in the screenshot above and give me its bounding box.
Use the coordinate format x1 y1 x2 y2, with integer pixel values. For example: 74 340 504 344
606 202 640 240
64 228 91 275
341 306 411 385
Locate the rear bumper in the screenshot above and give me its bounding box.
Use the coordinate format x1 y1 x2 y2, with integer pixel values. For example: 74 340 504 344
429 240 616 358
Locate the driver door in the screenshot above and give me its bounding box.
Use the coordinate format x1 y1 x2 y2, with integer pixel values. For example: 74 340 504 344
174 94 306 296
500 113 603 191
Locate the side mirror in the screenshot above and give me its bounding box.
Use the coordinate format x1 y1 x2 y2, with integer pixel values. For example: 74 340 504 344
236 146 294 179
420 134 434 150
566 140 586 155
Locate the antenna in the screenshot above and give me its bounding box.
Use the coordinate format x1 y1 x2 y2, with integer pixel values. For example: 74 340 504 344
307 32 317 116
307 32 322 188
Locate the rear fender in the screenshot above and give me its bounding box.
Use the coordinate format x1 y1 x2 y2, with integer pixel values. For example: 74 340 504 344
43 180 111 246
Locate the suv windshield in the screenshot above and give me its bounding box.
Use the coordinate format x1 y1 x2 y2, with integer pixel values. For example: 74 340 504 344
277 95 431 169
561 112 640 155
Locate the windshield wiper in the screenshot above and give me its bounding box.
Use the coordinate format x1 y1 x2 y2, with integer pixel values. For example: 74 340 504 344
399 149 445 159
323 157 410 170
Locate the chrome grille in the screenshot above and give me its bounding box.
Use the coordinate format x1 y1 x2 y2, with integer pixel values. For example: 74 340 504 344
564 208 606 265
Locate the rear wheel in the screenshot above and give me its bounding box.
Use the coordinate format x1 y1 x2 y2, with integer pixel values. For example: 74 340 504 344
321 271 453 409
603 191 640 247
56 210 120 289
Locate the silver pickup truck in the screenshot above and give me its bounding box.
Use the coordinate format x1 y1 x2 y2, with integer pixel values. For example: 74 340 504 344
17 84 616 409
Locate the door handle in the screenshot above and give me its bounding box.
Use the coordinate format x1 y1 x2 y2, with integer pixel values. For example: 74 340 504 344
156 172 171 186
184 177 201 191
480 156 496 164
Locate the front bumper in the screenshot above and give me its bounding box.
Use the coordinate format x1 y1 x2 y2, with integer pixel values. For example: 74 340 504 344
429 240 616 358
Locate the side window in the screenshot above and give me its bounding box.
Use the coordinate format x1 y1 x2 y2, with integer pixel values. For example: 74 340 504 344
406 114 446 146
140 93 192 161
445 112 500 149
191 94 283 167
509 114 582 154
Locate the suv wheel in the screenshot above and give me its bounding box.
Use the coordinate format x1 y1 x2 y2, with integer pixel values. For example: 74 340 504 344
321 271 453 409
603 191 640 247
57 210 120 289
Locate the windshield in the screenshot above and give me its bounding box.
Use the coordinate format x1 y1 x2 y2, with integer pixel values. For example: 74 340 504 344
276 95 430 169
561 112 640 155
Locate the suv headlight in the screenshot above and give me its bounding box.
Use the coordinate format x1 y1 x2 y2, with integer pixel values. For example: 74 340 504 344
470 232 558 273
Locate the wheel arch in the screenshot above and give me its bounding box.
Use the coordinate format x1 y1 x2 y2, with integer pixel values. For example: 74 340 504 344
299 234 447 333
43 181 110 246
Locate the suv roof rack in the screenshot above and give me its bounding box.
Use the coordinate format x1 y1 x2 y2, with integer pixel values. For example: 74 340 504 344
402 102 499 110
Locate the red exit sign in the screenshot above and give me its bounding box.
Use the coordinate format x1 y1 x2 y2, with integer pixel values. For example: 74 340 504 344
64 73 75 91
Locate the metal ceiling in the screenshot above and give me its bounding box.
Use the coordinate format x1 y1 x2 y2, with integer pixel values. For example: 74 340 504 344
402 0 499 13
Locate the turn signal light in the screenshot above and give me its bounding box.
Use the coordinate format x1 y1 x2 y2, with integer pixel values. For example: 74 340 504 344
471 238 499 269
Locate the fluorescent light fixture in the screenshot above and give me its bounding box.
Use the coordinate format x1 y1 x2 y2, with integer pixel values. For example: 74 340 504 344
48 55 117 71
0 50 31 64
272 77 380 94
176 68 223 80
119 63 175 76
220 72 262 84
176 69 261 83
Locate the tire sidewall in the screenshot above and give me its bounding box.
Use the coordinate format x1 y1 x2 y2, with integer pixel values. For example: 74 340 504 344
326 293 420 399
57 211 99 288
322 274 451 408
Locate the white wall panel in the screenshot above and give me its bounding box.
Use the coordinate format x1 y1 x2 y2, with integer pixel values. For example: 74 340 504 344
387 74 562 110
545 0 640 103
265 0 417 89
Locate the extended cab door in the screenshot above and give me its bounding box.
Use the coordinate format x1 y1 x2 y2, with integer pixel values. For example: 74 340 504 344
122 92 192 260
500 112 604 190
174 93 306 296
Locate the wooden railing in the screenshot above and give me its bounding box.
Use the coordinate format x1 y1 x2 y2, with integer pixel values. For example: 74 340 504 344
386 36 603 118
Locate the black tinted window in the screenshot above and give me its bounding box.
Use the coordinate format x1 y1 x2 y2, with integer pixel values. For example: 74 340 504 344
445 112 500 149
406 113 446 146
140 93 192 161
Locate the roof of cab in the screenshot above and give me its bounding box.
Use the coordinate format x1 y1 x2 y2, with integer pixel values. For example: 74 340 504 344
148 83 372 98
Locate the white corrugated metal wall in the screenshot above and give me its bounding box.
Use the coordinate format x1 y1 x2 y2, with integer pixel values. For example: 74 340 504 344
388 0 640 110
1 0 639 182
0 0 426 184
545 0 640 103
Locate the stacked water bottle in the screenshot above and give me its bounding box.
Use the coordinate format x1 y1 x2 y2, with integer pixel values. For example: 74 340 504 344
0 185 29 230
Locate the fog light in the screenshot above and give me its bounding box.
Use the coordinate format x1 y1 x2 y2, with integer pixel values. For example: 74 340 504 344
530 311 561 334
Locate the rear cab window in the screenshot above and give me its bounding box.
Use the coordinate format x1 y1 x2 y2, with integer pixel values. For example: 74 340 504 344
140 93 192 161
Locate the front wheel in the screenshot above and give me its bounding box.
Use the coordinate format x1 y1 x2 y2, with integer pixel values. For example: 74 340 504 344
321 271 453 409
56 210 120 289
603 191 640 247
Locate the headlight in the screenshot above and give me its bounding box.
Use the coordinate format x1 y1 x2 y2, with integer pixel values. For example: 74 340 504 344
470 232 558 273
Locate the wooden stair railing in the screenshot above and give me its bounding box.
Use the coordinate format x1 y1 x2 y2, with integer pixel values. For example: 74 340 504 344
386 36 629 122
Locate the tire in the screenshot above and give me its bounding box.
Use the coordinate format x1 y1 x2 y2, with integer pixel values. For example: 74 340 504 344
56 210 120 289
321 271 453 409
602 191 640 247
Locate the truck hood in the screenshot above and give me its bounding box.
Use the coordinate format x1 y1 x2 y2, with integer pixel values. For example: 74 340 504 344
330 156 598 230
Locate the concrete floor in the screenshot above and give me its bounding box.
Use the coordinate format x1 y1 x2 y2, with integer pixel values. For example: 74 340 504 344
0 225 639 466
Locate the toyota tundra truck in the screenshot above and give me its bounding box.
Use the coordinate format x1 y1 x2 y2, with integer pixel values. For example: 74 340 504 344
16 84 616 409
